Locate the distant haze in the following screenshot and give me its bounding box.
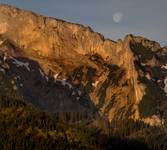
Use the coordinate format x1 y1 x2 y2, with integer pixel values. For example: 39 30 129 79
0 0 167 46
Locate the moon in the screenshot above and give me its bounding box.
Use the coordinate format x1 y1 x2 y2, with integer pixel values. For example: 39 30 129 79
113 12 123 23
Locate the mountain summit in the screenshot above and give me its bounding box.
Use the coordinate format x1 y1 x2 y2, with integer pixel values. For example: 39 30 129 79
0 4 167 126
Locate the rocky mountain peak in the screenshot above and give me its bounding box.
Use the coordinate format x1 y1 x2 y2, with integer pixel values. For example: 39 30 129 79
0 4 166 126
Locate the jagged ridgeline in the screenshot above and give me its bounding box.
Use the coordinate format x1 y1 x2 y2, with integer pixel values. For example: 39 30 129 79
0 4 167 150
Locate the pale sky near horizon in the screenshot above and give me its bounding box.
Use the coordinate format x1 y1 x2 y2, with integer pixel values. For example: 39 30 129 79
0 0 167 46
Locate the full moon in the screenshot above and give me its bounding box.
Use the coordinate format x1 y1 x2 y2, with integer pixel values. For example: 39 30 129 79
113 12 123 23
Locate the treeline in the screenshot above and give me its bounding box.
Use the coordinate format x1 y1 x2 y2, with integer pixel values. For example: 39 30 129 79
0 110 98 150
0 95 100 149
108 119 167 150
0 85 167 149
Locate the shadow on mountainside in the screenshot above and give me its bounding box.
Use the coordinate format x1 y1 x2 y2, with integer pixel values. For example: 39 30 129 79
2 56 98 115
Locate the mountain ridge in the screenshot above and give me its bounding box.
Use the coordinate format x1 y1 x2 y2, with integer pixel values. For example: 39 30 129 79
0 4 167 127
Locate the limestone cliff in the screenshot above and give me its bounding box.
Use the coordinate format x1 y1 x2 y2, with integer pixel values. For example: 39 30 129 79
0 4 167 126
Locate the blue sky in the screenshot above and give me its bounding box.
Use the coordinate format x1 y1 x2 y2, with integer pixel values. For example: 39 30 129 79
0 0 167 46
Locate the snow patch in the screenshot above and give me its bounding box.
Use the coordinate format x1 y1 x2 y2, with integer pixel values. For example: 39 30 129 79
45 76 49 81
157 80 161 83
145 73 151 80
3 55 7 61
12 58 30 71
78 90 82 96
16 76 21 80
55 78 73 89
39 69 45 77
54 74 59 80
0 68 5 73
61 79 67 86
141 63 146 66
92 80 99 87
164 78 167 94
161 64 167 70
71 91 76 96
66 82 73 89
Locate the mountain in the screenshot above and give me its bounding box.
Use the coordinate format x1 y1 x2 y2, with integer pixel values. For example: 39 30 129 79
0 4 167 149
0 4 167 150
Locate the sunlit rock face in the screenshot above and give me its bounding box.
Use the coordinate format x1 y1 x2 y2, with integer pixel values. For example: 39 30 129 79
0 22 8 34
0 4 167 126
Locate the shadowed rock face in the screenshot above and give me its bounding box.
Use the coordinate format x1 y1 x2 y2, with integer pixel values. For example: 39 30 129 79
0 4 167 125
